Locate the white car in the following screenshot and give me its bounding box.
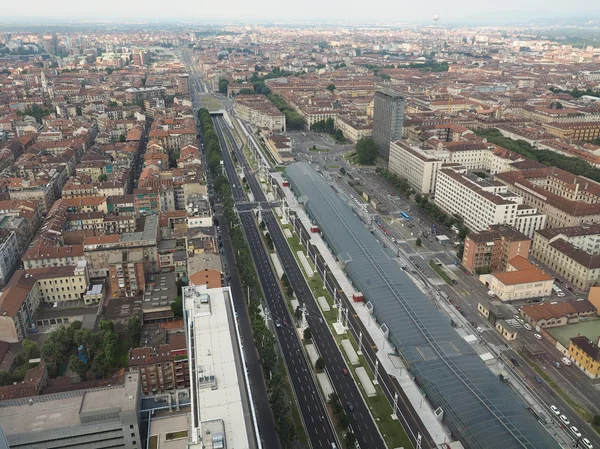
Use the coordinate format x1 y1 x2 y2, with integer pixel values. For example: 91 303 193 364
534 333 542 340
550 405 560 416
476 326 483 333
557 292 565 297
581 438 593 449
560 415 570 426
561 357 572 366
487 290 496 297
523 323 533 331
569 426 582 438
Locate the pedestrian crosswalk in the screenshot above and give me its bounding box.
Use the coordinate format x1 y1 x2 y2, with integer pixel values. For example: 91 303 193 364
505 318 523 329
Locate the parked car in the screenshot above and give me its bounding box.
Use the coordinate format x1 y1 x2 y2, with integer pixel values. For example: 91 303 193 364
550 405 560 416
534 333 542 340
581 438 593 449
476 326 483 333
569 426 582 438
561 357 572 366
510 358 520 367
556 292 565 297
487 290 496 297
523 324 533 331
534 375 543 383
559 415 570 426
552 361 561 369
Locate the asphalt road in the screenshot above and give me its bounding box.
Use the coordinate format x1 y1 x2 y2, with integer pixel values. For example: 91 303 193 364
217 205 282 449
221 114 437 448
239 211 338 449
212 111 339 449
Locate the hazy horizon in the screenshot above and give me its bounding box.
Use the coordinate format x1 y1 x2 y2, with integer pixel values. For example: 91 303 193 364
4 0 600 25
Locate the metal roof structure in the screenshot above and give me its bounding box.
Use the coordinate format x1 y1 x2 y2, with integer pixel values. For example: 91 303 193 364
284 162 560 449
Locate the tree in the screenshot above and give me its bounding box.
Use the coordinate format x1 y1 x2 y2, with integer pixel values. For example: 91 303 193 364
354 137 379 165
295 305 302 321
92 352 110 378
119 134 126 142
98 174 108 182
105 67 113 75
340 167 346 175
303 327 312 340
338 412 349 429
75 106 82 116
281 273 290 288
108 100 118 107
416 238 422 247
315 356 325 371
344 432 356 449
327 84 336 92
171 296 183 318
127 317 142 347
218 78 229 94
99 320 115 335
286 284 294 297
22 340 38 360
69 355 88 381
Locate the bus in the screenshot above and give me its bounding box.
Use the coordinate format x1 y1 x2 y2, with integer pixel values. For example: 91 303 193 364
400 211 410 220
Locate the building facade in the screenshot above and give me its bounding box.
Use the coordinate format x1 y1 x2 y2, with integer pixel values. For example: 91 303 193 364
388 141 443 195
463 225 531 273
372 87 405 161
568 336 600 379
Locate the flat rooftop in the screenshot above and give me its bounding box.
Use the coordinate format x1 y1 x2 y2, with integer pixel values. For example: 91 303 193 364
183 285 250 449
0 373 140 437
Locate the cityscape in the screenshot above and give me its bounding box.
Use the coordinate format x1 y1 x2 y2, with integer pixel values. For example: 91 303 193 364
0 11 599 449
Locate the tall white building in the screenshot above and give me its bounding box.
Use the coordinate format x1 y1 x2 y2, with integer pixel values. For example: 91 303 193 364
435 167 546 237
388 141 444 195
183 284 253 449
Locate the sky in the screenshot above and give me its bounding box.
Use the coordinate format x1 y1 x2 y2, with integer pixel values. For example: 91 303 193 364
8 0 600 24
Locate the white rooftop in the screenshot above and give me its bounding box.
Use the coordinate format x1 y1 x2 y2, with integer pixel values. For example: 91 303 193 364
183 285 249 449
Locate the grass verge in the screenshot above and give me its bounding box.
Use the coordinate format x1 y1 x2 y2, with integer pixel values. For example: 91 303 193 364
279 358 309 447
428 260 452 284
281 219 412 448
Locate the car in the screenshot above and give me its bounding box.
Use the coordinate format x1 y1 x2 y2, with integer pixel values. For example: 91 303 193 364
346 402 354 412
510 358 520 367
534 375 543 383
487 290 496 297
275 319 281 327
283 318 287 326
523 323 533 331
559 415 570 426
342 368 348 376
550 405 560 416
569 426 582 438
460 311 467 317
561 357 572 366
581 438 593 449
517 318 525 325
552 361 561 369
476 326 483 333
534 333 542 340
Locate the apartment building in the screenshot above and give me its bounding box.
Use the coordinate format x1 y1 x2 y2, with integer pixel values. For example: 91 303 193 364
83 215 159 276
7 178 56 214
234 94 286 133
435 167 546 236
0 372 142 449
22 243 85 269
0 229 20 287
129 338 189 395
543 121 600 142
463 225 531 273
372 87 405 161
134 187 160 217
29 261 90 304
496 167 600 228
532 224 600 291
108 249 146 297
0 270 40 342
568 336 600 379
388 141 443 195
334 115 372 143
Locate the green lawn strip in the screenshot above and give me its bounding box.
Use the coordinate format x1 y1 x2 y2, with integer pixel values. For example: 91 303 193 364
278 358 309 446
328 321 413 449
243 144 259 171
309 148 330 153
521 352 600 434
428 260 452 284
276 166 286 172
327 164 340 169
284 224 412 448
